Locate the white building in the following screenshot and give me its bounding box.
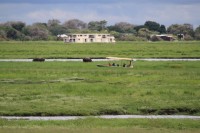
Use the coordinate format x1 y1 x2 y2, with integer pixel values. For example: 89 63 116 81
62 34 116 43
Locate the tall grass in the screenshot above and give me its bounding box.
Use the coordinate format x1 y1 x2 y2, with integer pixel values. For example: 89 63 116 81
0 118 200 133
0 61 199 116
0 41 199 58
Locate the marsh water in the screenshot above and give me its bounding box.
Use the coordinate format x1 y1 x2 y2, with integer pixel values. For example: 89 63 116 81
0 58 200 62
1 115 200 120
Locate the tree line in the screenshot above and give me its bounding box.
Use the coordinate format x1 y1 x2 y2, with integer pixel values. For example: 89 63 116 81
0 19 200 41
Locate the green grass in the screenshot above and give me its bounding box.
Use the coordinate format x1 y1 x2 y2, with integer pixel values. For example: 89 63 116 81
0 41 200 132
0 61 199 116
0 41 199 58
0 118 200 133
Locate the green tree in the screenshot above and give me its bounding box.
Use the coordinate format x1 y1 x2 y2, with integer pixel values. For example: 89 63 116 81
23 25 48 40
32 22 48 29
6 28 18 39
194 25 200 40
108 22 135 33
64 19 87 30
159 25 166 34
182 24 194 37
10 21 26 31
0 30 7 40
49 25 68 36
138 28 159 40
88 20 107 31
47 19 68 36
47 19 61 27
167 24 194 40
109 31 120 39
167 24 182 35
134 25 146 32
138 28 151 40
144 21 160 32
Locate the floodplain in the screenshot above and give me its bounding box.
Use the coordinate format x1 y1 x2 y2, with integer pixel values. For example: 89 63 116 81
0 41 200 132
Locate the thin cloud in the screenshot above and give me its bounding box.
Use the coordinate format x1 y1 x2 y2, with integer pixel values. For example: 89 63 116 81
0 0 130 4
0 0 199 27
1 0 200 4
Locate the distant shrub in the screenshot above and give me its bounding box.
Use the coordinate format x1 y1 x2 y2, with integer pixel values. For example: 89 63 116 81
184 34 193 41
118 34 147 41
150 35 163 41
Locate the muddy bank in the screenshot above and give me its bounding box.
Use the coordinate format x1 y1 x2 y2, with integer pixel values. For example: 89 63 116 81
139 107 200 115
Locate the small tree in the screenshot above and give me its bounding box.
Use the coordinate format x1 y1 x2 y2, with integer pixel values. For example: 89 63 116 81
159 25 166 34
194 25 200 40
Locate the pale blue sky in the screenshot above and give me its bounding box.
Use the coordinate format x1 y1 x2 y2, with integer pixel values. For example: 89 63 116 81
0 0 200 27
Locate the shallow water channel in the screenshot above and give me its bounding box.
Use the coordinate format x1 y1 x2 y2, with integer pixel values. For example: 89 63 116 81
0 58 200 62
1 115 200 120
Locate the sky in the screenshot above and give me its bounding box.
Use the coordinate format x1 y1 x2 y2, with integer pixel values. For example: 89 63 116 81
0 0 200 28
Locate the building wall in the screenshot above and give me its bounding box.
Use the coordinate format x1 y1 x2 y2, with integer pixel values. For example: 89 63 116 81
154 34 175 41
63 34 115 43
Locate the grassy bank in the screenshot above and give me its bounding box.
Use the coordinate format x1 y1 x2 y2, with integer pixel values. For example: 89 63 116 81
0 61 199 116
0 118 200 133
0 41 200 59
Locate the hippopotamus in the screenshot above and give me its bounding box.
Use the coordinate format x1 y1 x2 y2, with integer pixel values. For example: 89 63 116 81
33 58 45 62
83 58 92 62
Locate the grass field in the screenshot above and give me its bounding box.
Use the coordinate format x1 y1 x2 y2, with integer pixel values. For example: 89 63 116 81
0 118 200 133
0 41 200 132
0 41 200 59
0 61 199 116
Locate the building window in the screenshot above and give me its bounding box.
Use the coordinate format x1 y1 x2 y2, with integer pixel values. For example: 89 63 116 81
89 35 95 38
